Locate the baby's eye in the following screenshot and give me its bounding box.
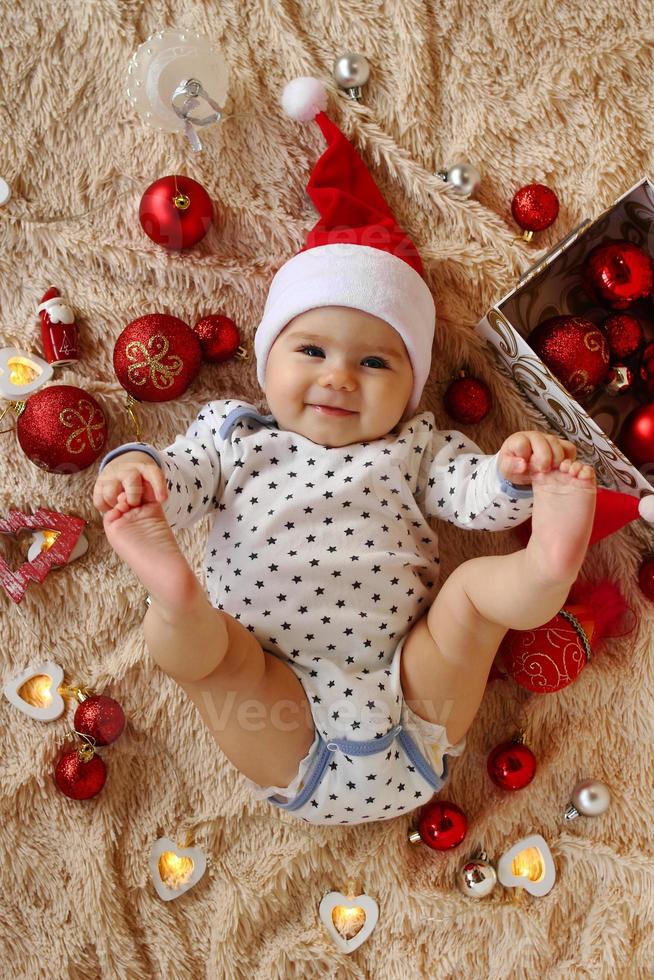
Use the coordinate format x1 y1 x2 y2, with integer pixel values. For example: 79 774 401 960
298 345 325 358
361 356 389 369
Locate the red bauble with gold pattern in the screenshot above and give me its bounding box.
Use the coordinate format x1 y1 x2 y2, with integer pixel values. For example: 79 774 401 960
618 403 654 468
139 175 213 250
583 239 653 309
511 184 559 234
499 580 631 694
16 384 108 474
410 800 468 850
443 375 492 424
54 743 107 800
601 313 644 361
74 694 126 746
487 739 537 790
528 315 610 402
193 314 241 362
499 604 594 693
113 314 202 402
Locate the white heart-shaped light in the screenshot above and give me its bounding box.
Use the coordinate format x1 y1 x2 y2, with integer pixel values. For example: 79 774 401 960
0 348 53 398
319 890 379 953
27 530 88 565
3 660 65 721
497 833 556 896
149 836 207 901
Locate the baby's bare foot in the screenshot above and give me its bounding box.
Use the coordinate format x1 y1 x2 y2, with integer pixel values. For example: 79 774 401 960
103 497 202 616
528 458 597 583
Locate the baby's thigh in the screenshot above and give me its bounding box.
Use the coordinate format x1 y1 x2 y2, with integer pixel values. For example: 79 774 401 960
177 614 316 790
399 566 509 745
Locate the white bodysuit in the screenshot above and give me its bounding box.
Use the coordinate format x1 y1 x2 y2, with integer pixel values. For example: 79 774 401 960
100 399 534 826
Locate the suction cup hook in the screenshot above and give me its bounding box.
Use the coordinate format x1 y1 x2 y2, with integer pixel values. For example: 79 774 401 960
126 29 229 151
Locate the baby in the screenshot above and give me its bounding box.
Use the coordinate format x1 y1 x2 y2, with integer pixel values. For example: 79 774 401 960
93 91 597 826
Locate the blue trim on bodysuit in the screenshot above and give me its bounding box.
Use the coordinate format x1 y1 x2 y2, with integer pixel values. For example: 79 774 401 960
268 725 450 811
218 406 277 439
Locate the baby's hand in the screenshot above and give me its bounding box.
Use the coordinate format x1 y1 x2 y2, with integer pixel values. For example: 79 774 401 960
498 431 578 484
93 451 168 515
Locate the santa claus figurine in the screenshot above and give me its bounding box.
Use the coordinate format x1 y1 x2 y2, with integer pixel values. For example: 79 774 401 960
37 287 80 366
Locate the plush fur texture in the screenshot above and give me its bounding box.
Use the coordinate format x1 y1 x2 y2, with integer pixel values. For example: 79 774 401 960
1 2 653 977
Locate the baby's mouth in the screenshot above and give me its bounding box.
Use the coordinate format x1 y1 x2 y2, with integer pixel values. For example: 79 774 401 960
309 404 357 417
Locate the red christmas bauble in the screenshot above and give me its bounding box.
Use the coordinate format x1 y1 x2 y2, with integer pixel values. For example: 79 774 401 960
601 314 644 361
487 740 537 790
193 314 241 362
637 557 654 602
511 184 559 233
74 695 126 746
499 602 594 693
113 314 202 402
139 175 213 250
528 315 610 402
54 747 107 800
582 239 653 310
443 376 492 424
16 385 108 474
414 800 468 850
618 403 654 468
639 342 654 397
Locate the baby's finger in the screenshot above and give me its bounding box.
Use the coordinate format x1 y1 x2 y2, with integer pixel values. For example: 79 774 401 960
504 432 532 460
543 435 566 467
122 471 144 506
528 432 556 471
96 477 120 513
559 439 577 461
138 465 168 503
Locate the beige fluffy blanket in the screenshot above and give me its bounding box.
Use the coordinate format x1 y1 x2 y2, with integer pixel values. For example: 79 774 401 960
2 2 653 977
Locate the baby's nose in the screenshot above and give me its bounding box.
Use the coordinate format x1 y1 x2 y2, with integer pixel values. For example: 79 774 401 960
319 367 357 389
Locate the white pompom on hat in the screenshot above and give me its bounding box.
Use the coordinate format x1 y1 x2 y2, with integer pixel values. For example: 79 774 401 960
255 77 435 419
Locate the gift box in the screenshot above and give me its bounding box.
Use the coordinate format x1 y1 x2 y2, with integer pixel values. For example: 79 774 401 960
476 176 654 497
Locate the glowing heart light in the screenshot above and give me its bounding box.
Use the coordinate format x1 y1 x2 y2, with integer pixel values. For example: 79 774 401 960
0 509 86 603
3 660 66 721
0 348 53 399
496 833 556 897
149 836 207 901
319 887 379 953
26 529 88 565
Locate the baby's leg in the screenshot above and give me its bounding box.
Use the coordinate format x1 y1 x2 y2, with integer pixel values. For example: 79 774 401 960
400 460 596 745
103 499 316 790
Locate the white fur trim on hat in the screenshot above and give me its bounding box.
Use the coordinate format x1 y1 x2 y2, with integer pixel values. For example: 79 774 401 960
255 244 435 418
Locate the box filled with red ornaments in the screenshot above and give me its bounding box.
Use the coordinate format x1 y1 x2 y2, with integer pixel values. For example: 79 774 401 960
476 176 654 498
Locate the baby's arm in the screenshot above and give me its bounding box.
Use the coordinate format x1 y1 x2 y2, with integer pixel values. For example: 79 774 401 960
96 404 226 530
419 428 535 531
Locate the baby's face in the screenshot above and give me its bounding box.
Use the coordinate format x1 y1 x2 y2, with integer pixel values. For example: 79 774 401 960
263 306 414 447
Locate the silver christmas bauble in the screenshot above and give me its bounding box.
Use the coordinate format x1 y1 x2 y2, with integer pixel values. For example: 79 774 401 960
457 857 497 897
437 163 481 198
564 779 612 820
333 53 370 99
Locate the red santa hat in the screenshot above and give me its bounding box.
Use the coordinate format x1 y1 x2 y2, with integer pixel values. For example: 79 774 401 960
254 77 435 419
515 486 654 547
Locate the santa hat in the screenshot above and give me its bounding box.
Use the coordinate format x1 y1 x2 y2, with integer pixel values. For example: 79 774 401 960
515 486 654 548
254 77 435 419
